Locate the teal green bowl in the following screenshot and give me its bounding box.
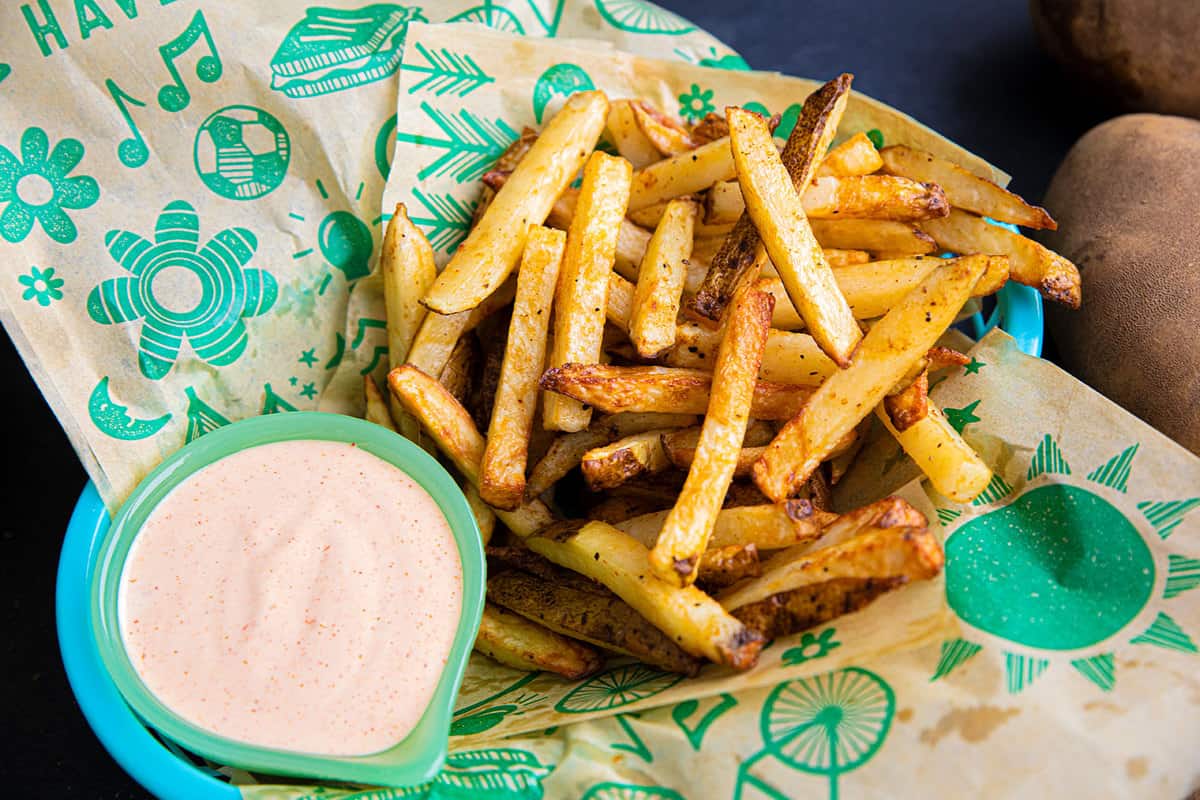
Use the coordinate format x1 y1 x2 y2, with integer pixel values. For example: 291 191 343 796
88 412 485 787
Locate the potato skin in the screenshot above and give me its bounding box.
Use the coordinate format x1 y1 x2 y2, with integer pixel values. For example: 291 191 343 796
1042 114 1200 453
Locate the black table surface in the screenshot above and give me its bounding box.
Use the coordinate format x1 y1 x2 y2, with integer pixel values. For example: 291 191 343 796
0 1 1106 796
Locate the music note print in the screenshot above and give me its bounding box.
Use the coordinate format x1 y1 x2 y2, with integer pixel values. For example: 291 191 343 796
105 79 150 168
156 10 223 112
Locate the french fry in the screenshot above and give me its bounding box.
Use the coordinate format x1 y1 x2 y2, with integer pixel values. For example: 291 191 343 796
468 312 509 433
630 198 697 358
606 271 636 329
486 569 703 675
666 443 763 478
690 112 729 145
422 90 608 314
666 323 839 388
883 370 929 430
606 100 662 168
475 603 602 679
815 131 884 177
823 248 871 267
704 179 743 224
688 75 852 328
661 419 774 477
695 544 761 590
525 520 765 669
733 576 907 638
363 376 397 432
809 219 937 253
876 404 993 503
439 334 479 407
388 365 555 536
627 136 735 211
617 499 836 551
580 429 674 490
589 494 673 524
802 175 949 221
829 418 872 485
631 100 697 156
752 254 990 501
544 151 633 432
463 480 496 546
650 287 774 585
880 144 1057 230
919 209 1081 308
406 276 517 379
472 128 539 225
540 363 812 420
813 254 1009 320
479 226 566 510
381 205 438 435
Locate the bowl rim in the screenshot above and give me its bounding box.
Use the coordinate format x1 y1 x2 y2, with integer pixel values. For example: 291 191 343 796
87 411 485 786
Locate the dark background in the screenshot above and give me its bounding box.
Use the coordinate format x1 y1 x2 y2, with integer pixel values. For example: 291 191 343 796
1 1 1104 797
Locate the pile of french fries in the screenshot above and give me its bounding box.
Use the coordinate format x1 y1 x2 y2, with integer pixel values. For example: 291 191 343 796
365 75 1081 678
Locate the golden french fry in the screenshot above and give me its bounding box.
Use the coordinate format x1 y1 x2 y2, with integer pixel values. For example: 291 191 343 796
628 136 735 211
823 248 871 267
753 254 990 501
422 90 608 314
630 198 697 358
463 480 496 546
876 404 993 503
475 603 602 678
688 75 852 328
606 271 636 330
473 128 539 224
479 226 566 510
544 152 633 432
661 419 774 477
883 370 929 430
581 429 674 490
540 363 812 420
919 208 1081 308
381 205 438 435
406 277 517 379
631 100 697 156
667 322 839 388
704 179 743 224
388 365 556 536
880 144 1057 230
650 287 774 585
617 500 837 551
606 100 662 169
363 375 398 432
803 175 948 221
525 520 764 669
815 131 884 177
810 219 937 253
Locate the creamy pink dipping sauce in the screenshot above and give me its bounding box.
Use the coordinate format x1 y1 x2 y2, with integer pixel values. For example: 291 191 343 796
118 439 462 756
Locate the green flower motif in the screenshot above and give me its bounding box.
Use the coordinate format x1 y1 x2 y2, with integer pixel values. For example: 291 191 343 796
781 627 841 665
0 127 100 244
18 266 64 306
677 83 715 124
87 201 276 380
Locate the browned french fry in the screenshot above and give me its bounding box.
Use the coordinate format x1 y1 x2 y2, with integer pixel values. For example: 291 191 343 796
695 544 762 590
880 144 1057 230
475 603 602 679
406 276 517 379
690 112 729 145
803 175 949 221
422 91 608 313
650 287 774 585
919 209 1081 308
665 443 763 478
363 376 398 433
752 254 990 501
540 363 812 420
810 219 937 253
661 418 773 477
439 334 479 407
732 576 907 638
606 100 662 168
581 429 674 490
876 404 993 503
632 100 697 156
544 152 633 432
525 520 765 669
883 370 929 430
815 131 884 178
630 198 697 358
468 311 509 433
616 499 836 552
589 494 673 524
628 136 735 211
479 226 566 510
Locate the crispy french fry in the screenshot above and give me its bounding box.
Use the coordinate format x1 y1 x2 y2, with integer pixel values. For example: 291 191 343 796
630 198 697 358
468 312 509 433
650 287 774 585
388 365 556 536
479 226 566 510
406 277 517 379
439 334 479 407
880 144 1056 230
487 570 703 675
541 363 811 420
690 112 729 145
733 576 907 638
628 136 735 211
525 520 764 669
666 323 839 388
666 443 763 478
363 376 397 432
422 91 608 314
475 603 602 678
695 544 761 590
919 208 1081 308
688 75 851 328
661 418 773 477
617 499 836 551
632 100 697 156
381 205 438 435
815 131 884 177
803 175 949 221
463 480 496 546
544 152 633 432
883 370 929 430
472 128 539 225
876 404 993 503
581 429 674 490
810 219 937 253
606 100 662 168
753 254 990 501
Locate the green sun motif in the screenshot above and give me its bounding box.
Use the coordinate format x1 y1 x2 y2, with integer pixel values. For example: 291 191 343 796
18 266 64 306
86 201 276 380
0 127 99 244
555 663 683 714
677 83 715 124
782 628 842 666
935 435 1200 693
382 748 553 799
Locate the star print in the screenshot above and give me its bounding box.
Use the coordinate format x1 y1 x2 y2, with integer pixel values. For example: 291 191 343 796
299 382 317 399
298 348 318 367
963 357 986 375
944 399 982 433
288 376 298 386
